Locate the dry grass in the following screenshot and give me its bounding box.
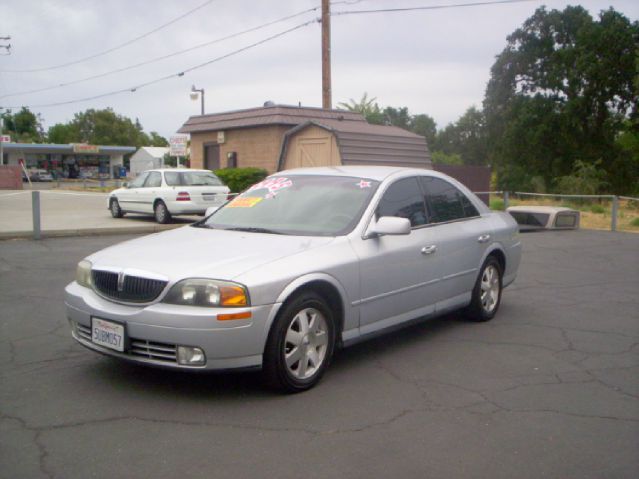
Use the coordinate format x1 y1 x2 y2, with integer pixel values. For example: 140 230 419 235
493 196 639 233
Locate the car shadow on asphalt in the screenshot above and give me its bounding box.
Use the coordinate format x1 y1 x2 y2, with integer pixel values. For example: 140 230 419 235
80 312 466 398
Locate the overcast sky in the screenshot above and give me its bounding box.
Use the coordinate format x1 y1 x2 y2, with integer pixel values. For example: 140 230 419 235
1 0 637 140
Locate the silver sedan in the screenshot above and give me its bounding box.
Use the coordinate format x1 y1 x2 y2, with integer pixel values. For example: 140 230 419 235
66 166 521 392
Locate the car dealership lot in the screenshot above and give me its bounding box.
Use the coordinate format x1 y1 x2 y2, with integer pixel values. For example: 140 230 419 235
1 230 638 478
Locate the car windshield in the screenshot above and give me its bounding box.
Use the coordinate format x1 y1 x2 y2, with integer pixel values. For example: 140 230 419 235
200 175 379 236
164 171 223 186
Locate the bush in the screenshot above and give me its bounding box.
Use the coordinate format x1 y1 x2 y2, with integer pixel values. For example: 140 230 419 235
490 198 505 210
214 167 268 193
590 204 605 214
630 217 639 227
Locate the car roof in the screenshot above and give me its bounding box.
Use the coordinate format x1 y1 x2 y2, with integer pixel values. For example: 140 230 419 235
146 169 211 173
276 166 446 182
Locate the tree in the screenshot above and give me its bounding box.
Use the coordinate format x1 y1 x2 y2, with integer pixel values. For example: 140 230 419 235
434 107 488 165
46 108 168 148
410 114 437 147
484 6 639 193
1 107 44 142
337 92 384 124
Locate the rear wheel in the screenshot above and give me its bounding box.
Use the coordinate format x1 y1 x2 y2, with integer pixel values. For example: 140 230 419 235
110 199 124 218
263 292 336 393
466 256 503 322
154 201 171 224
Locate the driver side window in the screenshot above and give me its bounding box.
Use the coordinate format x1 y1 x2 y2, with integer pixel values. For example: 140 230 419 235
129 172 149 188
376 177 428 227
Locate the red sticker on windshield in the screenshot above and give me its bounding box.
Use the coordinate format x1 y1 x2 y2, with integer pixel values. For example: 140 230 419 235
356 180 371 189
247 177 293 197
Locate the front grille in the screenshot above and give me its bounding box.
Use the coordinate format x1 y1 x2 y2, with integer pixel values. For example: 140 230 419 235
75 322 177 364
130 340 177 363
92 270 167 303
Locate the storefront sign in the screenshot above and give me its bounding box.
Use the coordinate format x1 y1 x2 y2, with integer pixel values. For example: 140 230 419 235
73 144 100 154
0 135 11 143
170 135 188 157
217 131 225 144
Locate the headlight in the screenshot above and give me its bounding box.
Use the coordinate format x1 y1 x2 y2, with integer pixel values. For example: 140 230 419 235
162 279 249 307
76 260 93 288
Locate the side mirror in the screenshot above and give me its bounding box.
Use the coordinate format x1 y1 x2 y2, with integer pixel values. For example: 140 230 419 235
122 181 129 188
367 216 411 238
205 206 219 217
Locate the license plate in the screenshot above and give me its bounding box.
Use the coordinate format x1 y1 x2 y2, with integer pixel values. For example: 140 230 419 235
91 318 125 352
202 193 217 202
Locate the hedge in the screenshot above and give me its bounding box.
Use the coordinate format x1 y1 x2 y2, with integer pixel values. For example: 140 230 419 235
214 167 268 193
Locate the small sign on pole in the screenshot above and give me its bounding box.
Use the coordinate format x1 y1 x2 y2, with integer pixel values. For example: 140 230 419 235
169 135 188 157
0 135 11 143
170 135 188 168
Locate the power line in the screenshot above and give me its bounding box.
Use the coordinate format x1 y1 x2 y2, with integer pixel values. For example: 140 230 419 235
1 19 319 109
2 0 217 73
0 6 320 99
332 0 539 16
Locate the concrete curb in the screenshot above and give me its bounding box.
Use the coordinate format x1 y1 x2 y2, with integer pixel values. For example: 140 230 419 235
0 223 186 240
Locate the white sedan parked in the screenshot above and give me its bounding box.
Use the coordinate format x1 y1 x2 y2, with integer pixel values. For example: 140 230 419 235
109 169 230 223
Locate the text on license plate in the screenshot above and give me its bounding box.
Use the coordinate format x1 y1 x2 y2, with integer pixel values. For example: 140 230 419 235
202 193 219 202
92 318 125 352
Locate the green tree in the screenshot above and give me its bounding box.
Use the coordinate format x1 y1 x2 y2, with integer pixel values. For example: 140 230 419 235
45 108 164 148
484 6 639 193
1 107 44 142
410 114 437 147
337 92 384 124
434 107 488 165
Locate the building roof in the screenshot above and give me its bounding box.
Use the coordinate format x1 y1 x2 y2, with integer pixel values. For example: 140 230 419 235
277 120 431 170
1 143 136 155
134 146 170 159
178 104 366 133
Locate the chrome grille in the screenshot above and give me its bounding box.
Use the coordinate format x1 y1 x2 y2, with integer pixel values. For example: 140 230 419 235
130 340 177 363
74 322 177 364
92 270 167 303
77 323 92 342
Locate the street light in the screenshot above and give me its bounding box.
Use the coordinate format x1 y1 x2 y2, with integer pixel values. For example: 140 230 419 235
190 85 205 115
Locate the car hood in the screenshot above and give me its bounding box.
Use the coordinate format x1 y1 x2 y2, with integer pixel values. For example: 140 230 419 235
86 225 334 282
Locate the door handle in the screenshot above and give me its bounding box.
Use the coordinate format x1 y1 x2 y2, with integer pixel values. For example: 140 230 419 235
421 245 437 255
478 234 491 243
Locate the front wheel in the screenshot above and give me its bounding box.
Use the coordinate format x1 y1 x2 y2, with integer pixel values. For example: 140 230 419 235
110 199 124 218
154 201 171 224
263 292 336 393
466 256 503 322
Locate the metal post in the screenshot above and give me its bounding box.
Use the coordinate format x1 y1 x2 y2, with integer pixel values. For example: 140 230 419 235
0 116 4 166
200 90 205 116
503 191 510 210
32 191 41 240
611 196 618 232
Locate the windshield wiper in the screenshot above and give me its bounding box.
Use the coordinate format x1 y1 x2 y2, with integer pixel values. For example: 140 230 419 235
224 227 283 235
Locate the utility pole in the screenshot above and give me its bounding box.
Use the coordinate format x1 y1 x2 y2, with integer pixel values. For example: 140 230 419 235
321 0 332 109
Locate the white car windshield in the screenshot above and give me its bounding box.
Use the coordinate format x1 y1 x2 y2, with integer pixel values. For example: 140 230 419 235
165 171 223 186
201 175 379 236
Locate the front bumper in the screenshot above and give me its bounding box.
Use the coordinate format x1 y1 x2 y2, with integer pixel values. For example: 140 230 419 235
65 281 279 370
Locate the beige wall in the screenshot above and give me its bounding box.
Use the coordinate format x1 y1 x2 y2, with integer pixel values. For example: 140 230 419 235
282 126 341 170
190 125 290 173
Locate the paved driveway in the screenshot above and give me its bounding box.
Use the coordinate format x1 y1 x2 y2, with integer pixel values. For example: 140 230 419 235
0 230 637 479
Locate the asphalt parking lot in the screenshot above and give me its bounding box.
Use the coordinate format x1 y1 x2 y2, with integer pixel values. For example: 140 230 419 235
1 229 638 479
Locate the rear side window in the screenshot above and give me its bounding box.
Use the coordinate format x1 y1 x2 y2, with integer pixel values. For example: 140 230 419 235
420 177 478 223
164 171 223 186
376 177 428 227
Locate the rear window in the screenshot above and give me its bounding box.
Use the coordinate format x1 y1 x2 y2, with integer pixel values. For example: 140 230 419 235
164 171 223 186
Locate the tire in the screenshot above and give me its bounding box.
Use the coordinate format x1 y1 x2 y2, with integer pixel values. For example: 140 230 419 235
110 199 124 218
263 292 336 393
466 256 503 322
154 201 171 224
